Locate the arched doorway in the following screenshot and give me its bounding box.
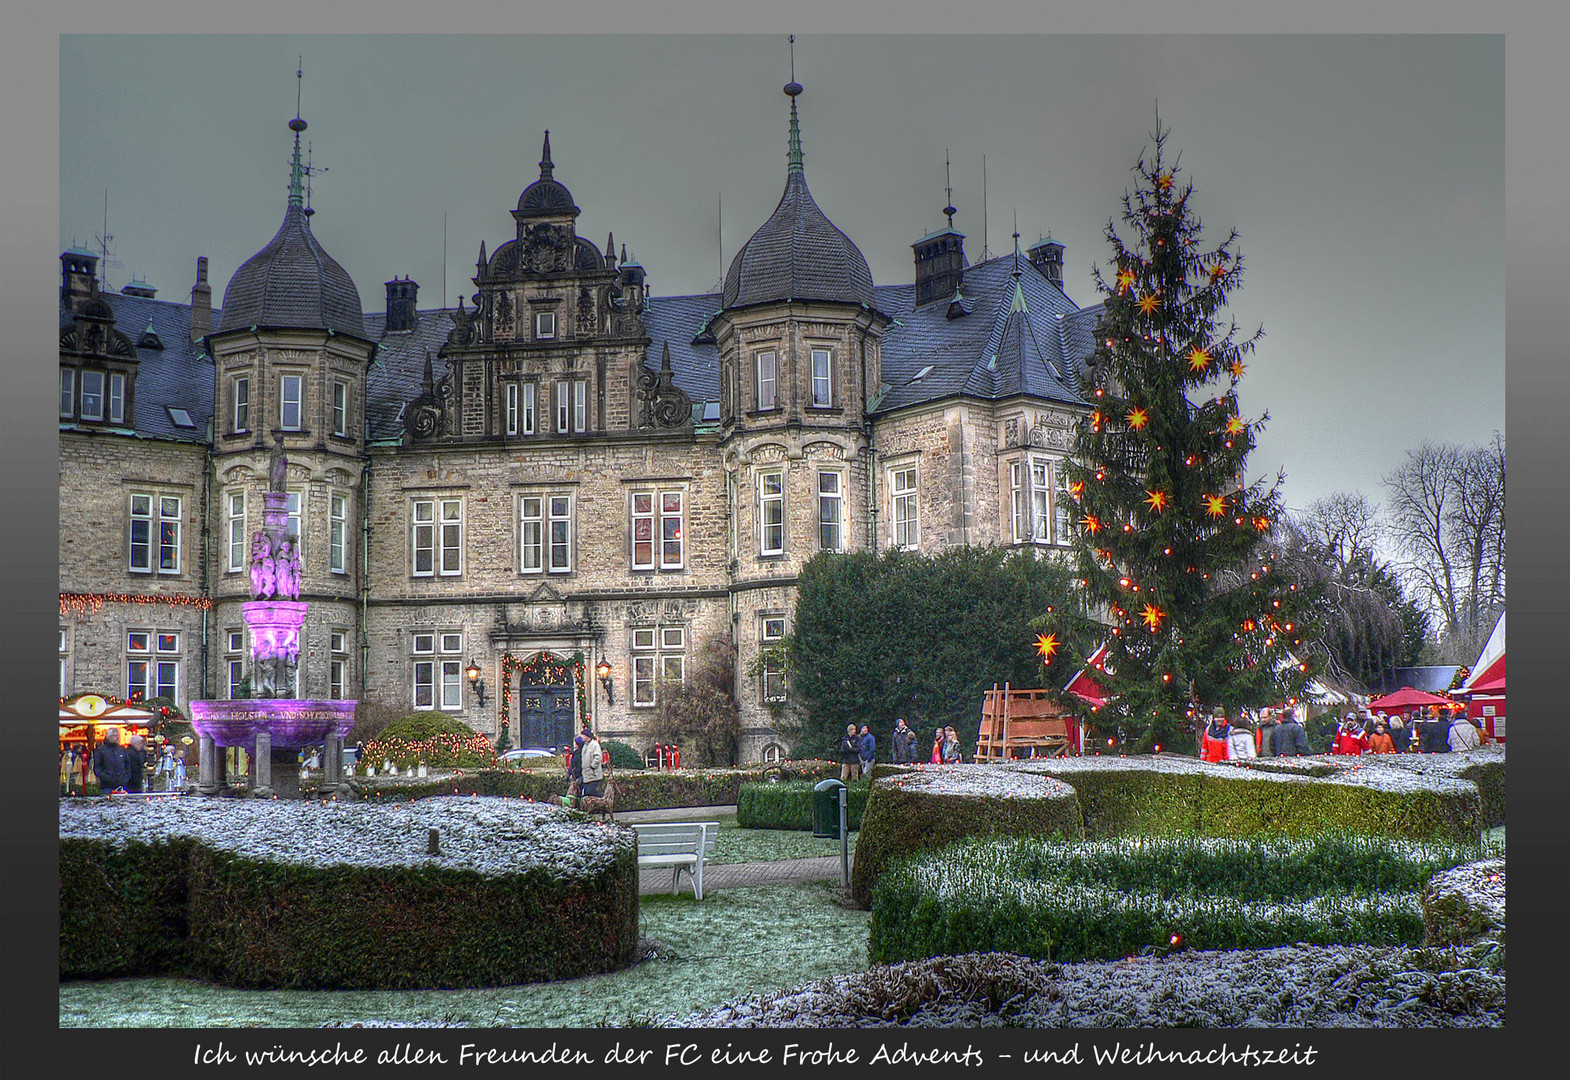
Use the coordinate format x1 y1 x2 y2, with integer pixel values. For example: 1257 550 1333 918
502 652 585 753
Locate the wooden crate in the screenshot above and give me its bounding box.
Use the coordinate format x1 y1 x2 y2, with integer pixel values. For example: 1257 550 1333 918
975 683 1082 761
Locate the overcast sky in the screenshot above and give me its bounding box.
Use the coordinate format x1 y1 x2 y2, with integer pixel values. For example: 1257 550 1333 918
60 34 1503 516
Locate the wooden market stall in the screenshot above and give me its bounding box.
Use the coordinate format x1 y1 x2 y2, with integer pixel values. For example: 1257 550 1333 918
974 683 1082 761
59 694 156 792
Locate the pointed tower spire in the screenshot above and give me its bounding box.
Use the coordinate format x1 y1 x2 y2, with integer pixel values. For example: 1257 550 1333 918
606 231 617 268
1011 211 1022 279
539 130 554 180
785 35 804 174
287 59 308 209
944 150 956 230
660 340 674 373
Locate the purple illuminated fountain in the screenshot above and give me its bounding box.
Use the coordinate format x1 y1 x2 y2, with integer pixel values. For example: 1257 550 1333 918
191 438 355 798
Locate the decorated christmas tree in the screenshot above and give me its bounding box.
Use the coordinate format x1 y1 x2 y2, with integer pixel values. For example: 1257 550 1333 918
1040 121 1315 751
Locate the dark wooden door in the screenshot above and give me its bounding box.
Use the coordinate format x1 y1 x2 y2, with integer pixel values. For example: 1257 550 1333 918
517 684 576 752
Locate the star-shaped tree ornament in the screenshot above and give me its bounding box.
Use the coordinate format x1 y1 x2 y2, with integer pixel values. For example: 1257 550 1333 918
1189 347 1211 372
1127 407 1149 429
1144 489 1168 513
1157 171 1175 190
1116 269 1137 294
1137 292 1161 316
1225 415 1248 436
1068 481 1085 500
1229 359 1247 379
1141 603 1165 631
1253 515 1271 532
1035 633 1060 663
1204 494 1228 518
1082 514 1103 534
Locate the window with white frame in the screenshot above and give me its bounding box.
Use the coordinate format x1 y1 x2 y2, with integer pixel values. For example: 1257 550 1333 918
535 310 556 340
329 629 349 699
573 379 588 433
129 493 182 574
412 633 435 709
1009 460 1026 544
331 379 349 437
521 381 536 435
519 495 543 573
548 494 573 572
630 625 685 707
759 471 785 556
286 491 303 557
59 628 69 697
505 382 519 436
81 370 105 421
817 471 844 552
280 374 303 431
631 489 685 571
411 632 462 710
1031 459 1051 543
810 348 833 408
233 375 250 433
439 632 464 710
330 493 348 574
227 491 246 572
127 629 180 705
225 629 246 699
756 351 778 411
891 466 918 550
761 614 787 702
60 369 74 418
555 381 570 433
411 498 462 577
1055 467 1072 543
108 373 126 424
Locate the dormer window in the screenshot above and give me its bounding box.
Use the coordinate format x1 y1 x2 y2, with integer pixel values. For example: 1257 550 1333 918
108 373 126 424
535 311 556 340
80 371 104 421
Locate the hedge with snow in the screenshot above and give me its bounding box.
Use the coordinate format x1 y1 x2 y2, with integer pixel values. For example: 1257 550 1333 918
59 797 638 989
850 751 1500 906
868 834 1484 965
848 767 1083 906
736 779 871 831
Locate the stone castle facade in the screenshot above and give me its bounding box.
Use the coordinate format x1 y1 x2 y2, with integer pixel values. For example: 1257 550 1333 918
58 81 1101 761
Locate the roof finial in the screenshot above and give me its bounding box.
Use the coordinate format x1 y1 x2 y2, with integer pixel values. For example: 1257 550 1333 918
785 35 804 174
1012 210 1022 279
943 150 956 229
288 58 308 208
660 341 674 373
540 130 554 180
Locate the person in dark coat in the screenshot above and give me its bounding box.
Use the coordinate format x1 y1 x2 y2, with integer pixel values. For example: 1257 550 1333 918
123 735 148 793
1421 705 1451 753
839 724 862 781
91 728 129 793
891 718 916 764
1256 709 1278 757
1272 711 1313 756
857 724 876 777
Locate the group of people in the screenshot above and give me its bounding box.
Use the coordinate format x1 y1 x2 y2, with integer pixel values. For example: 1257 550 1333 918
70 727 180 795
839 718 966 780
1200 706 1313 761
564 725 607 803
1200 701 1486 762
1328 704 1482 756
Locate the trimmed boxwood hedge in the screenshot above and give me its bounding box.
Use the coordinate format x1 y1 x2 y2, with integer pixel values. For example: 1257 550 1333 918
60 798 638 989
357 760 838 811
849 767 1084 907
869 834 1480 965
736 779 870 831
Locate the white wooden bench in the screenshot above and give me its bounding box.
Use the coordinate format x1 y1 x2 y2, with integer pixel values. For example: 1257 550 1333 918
630 822 719 900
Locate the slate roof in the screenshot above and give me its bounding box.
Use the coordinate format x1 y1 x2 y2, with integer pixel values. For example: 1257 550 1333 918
363 308 456 442
217 204 367 339
722 168 876 312
60 291 219 444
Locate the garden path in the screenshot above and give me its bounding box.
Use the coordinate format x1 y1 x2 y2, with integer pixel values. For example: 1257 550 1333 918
615 806 855 895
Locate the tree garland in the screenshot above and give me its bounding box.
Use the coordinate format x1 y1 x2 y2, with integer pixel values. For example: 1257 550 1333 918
60 592 213 619
495 651 590 747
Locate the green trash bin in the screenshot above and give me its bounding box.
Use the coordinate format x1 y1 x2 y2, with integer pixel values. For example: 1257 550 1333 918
812 778 845 838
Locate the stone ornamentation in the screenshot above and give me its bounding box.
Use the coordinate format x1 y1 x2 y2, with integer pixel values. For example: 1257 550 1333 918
635 342 692 429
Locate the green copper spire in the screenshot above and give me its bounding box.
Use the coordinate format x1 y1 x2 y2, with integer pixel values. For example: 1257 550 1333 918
288 60 308 208
785 35 803 174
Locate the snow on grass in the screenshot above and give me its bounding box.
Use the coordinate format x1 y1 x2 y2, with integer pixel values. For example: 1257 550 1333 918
58 796 631 879
678 945 1505 1028
57 881 871 1029
1010 753 1480 795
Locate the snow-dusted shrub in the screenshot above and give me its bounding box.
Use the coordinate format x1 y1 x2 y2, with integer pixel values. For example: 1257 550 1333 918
736 779 870 831
59 834 194 980
59 798 638 989
868 834 1479 964
1421 859 1505 957
848 767 1083 907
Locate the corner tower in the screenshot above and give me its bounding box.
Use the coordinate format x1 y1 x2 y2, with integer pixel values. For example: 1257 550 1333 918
711 62 888 743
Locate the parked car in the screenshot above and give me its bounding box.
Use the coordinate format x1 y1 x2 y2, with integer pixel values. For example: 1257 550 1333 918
499 748 555 763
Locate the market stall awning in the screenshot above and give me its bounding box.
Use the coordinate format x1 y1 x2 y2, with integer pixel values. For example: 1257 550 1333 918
1368 687 1454 712
1463 674 1505 695
60 694 156 742
1064 644 1109 708
1460 611 1505 692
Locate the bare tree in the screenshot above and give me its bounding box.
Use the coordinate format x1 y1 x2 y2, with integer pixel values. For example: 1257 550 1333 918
1383 435 1505 661
649 637 740 766
1299 492 1383 571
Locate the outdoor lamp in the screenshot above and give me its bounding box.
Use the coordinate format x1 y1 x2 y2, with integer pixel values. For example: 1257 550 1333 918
596 659 614 705
465 660 487 707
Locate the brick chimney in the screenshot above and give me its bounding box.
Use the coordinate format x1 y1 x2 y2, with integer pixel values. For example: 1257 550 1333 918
1027 235 1065 290
385 276 419 332
912 228 966 307
61 249 99 312
189 257 212 342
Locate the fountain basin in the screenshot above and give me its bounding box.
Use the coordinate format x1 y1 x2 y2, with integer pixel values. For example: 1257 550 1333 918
189 699 356 750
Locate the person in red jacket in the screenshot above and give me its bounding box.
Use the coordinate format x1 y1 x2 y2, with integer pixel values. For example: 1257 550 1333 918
1201 708 1231 762
1331 715 1367 755
1367 721 1397 754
